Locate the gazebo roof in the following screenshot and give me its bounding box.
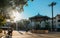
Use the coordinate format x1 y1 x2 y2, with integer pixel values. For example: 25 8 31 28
29 13 50 20
34 13 43 17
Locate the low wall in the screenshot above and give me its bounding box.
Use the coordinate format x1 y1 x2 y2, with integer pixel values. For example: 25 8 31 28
31 30 49 34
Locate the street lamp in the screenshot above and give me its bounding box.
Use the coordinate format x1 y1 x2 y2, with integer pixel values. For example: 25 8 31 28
49 2 56 31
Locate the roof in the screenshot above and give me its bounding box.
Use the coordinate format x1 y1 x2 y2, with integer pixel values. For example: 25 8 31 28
56 14 60 18
34 13 43 17
0 27 11 30
29 13 50 20
57 14 60 16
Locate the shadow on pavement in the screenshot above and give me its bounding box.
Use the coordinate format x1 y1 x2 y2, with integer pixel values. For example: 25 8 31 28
18 31 23 35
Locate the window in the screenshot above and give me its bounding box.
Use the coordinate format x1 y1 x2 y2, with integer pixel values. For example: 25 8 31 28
58 20 60 22
59 24 60 27
58 16 60 18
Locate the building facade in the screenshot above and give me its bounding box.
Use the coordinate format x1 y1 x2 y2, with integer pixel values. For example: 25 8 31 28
48 14 60 31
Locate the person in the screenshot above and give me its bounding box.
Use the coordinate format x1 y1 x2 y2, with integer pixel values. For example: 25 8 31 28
8 27 13 36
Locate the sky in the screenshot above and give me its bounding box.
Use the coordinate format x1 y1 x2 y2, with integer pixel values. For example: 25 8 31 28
20 0 60 19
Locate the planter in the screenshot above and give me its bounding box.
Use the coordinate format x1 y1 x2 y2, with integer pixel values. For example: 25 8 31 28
31 30 36 33
31 30 49 34
45 30 49 33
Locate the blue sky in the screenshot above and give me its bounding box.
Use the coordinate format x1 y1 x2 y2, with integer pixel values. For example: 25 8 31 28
20 0 60 19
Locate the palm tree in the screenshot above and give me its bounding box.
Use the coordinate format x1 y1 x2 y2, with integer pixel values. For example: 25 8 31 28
49 2 56 31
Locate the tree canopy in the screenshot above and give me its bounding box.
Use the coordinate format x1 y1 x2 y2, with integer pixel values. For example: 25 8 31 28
0 0 33 12
0 0 34 20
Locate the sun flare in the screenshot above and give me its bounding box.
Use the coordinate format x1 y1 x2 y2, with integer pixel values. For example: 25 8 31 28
10 10 22 22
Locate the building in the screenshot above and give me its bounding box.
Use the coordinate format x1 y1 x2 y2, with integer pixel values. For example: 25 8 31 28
48 14 60 31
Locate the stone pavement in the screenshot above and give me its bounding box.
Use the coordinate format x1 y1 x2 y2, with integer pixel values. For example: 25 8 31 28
12 31 60 38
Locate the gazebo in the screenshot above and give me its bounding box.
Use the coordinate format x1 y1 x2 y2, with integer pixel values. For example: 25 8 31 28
29 13 50 33
29 13 50 30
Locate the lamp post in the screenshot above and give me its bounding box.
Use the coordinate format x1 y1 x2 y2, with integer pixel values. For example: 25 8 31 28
49 2 56 31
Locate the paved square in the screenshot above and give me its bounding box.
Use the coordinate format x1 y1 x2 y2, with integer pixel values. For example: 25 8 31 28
12 31 60 38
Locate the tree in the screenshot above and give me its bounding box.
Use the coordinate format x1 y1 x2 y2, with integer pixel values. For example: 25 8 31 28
49 2 56 31
17 19 30 30
0 14 6 26
22 19 30 30
45 21 50 30
18 21 24 30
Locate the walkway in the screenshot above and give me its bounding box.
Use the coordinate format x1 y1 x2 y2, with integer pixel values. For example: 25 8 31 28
12 31 60 38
